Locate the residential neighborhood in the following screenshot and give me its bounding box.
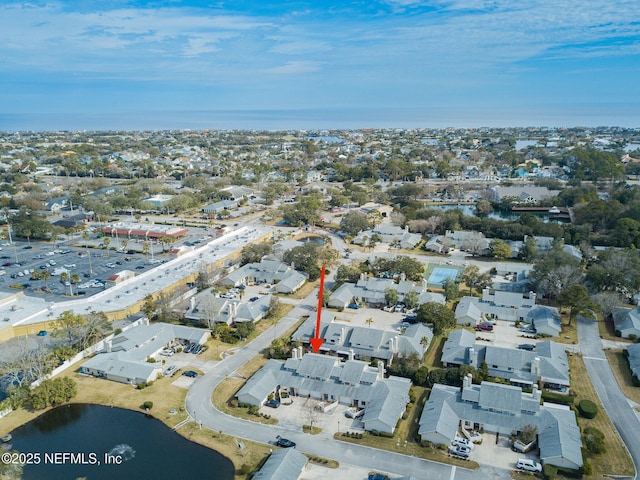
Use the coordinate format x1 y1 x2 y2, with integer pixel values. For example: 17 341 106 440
0 126 639 480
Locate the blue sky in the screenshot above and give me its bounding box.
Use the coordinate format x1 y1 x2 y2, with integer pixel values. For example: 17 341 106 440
1 0 639 129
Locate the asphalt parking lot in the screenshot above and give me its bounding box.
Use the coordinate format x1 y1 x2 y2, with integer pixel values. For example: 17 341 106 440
476 319 539 350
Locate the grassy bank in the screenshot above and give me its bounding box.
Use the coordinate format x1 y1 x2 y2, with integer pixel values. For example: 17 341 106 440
568 354 635 478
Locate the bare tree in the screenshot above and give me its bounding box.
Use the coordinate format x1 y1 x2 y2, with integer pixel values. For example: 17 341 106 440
591 291 622 319
305 404 320 433
198 294 219 329
426 215 443 234
390 212 406 228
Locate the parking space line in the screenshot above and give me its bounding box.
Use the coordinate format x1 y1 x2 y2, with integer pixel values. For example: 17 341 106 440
449 465 456 480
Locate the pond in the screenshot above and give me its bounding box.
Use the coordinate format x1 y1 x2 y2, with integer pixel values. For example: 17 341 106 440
7 404 234 480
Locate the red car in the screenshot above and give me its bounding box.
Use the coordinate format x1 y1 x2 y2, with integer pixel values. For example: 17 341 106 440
476 322 494 332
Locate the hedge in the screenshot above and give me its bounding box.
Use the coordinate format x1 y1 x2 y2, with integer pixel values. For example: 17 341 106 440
541 390 576 406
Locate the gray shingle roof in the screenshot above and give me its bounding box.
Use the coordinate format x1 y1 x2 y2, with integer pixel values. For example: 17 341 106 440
419 381 582 468
252 448 307 480
628 343 640 379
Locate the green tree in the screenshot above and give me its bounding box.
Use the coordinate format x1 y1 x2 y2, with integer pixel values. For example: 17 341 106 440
385 288 399 306
461 265 492 295
52 310 86 348
441 278 460 302
557 285 598 325
488 239 512 259
404 290 419 310
416 302 455 335
240 242 273 265
335 264 362 284
519 235 538 262
370 256 424 282
339 212 371 236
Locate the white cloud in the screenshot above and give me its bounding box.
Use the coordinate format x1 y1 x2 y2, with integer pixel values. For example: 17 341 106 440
265 61 322 75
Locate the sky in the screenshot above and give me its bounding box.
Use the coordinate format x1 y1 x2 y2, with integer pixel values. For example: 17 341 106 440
1 0 639 130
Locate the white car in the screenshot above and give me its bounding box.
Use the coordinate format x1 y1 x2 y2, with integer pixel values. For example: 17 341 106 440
516 459 542 472
452 437 473 449
160 349 174 356
450 445 471 458
63 264 76 269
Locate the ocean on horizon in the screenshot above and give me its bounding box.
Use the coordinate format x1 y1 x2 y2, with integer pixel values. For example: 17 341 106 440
1 105 638 132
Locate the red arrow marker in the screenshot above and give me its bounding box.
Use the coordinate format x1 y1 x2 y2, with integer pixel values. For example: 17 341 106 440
309 265 326 353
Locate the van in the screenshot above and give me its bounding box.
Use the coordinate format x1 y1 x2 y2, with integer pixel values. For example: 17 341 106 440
516 459 542 472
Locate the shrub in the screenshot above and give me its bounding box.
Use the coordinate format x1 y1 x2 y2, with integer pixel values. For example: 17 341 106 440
543 463 557 479
577 399 598 419
143 401 153 410
541 390 576 406
583 426 606 454
146 357 156 363
238 464 251 475
633 374 640 387
248 405 259 415
580 462 593 475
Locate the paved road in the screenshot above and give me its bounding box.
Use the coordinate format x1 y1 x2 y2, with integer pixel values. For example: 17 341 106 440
185 283 507 480
577 315 639 479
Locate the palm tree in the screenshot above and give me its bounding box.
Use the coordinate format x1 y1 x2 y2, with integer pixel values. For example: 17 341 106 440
365 317 374 329
103 237 110 256
40 270 51 290
420 336 430 351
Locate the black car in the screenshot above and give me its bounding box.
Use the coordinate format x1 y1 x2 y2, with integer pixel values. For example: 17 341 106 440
275 436 296 448
182 370 198 378
135 265 145 269
249 296 259 302
518 343 535 351
23 245 33 249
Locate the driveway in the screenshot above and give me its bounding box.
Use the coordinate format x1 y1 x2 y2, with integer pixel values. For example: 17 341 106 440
578 315 639 479
185 285 510 480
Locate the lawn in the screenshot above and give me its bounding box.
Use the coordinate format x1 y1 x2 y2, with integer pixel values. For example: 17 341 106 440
277 279 319 300
424 334 446 369
568 354 635 478
604 349 640 405
599 316 634 343
211 353 278 425
335 386 479 470
553 314 578 345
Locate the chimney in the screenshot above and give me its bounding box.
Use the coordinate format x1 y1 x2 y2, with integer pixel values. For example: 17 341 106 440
468 347 477 366
393 336 399 353
340 327 346 344
377 360 385 379
360 272 367 282
532 357 540 376
190 297 195 311
400 272 406 282
348 349 355 361
292 348 298 359
297 346 303 358
105 340 112 353
532 385 540 401
462 373 472 390
530 292 537 305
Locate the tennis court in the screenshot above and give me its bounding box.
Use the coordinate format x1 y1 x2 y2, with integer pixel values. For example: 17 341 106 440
427 266 460 286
